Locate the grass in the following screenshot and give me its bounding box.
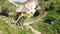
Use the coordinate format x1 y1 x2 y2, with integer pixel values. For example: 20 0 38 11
0 18 33 34
0 0 60 34
31 21 54 34
31 10 60 34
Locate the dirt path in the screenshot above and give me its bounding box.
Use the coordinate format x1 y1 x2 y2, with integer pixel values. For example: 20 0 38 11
28 25 41 34
0 11 47 34
24 12 47 25
23 12 47 34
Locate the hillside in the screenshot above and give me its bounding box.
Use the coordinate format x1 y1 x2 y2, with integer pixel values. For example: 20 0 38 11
0 0 60 34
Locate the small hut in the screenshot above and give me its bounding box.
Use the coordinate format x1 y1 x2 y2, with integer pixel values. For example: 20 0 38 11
16 0 40 18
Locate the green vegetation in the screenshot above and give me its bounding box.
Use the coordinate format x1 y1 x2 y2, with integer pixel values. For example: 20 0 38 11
31 10 60 34
0 18 33 34
0 0 33 34
31 0 60 34
0 0 60 34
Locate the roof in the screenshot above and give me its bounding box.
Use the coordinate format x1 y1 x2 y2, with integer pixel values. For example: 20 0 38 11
16 5 30 12
16 1 37 14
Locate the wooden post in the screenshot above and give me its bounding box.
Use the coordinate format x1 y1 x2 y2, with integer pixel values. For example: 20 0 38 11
0 5 2 13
